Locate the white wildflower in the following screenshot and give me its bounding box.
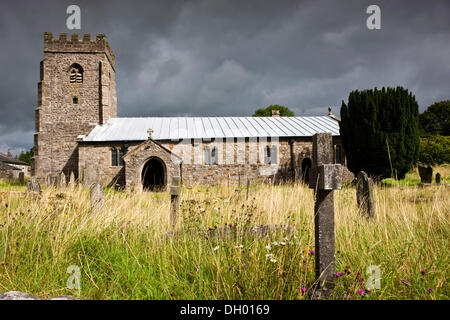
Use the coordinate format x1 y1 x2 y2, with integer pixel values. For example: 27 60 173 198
272 241 279 246
265 245 271 250
280 241 286 246
213 246 220 251
270 258 277 263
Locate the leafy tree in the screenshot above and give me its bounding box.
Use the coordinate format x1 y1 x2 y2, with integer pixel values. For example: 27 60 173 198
418 135 450 165
252 105 294 117
18 148 33 165
419 100 450 136
340 87 420 180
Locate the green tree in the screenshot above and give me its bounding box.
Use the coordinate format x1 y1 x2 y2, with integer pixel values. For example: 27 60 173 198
252 105 295 117
340 87 420 180
418 135 450 165
18 148 33 165
419 100 450 136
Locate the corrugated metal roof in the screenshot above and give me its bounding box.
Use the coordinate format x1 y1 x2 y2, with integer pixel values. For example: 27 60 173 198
83 116 340 142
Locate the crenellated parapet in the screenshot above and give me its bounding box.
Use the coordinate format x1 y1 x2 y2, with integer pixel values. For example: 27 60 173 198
43 32 115 68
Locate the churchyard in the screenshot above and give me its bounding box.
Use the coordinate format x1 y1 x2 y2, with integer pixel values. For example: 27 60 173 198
0 161 448 300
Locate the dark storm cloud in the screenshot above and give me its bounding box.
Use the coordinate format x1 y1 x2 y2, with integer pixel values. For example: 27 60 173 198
0 0 449 154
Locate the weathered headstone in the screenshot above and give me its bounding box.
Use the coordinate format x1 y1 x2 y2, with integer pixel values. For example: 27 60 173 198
356 171 374 218
69 171 76 188
309 133 342 299
18 172 25 185
46 175 52 187
435 173 441 185
27 177 41 194
84 165 99 186
170 176 181 227
58 172 66 188
89 183 104 212
418 165 433 183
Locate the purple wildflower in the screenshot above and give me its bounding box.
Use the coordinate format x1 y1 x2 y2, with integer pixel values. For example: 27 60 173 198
427 288 432 292
228 265 232 270
336 272 343 277
400 278 410 286
310 250 315 255
301 287 307 293
357 289 365 296
242 263 247 267
5 203 8 208
420 269 426 275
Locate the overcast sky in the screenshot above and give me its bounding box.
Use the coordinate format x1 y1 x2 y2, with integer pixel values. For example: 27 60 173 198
0 0 449 155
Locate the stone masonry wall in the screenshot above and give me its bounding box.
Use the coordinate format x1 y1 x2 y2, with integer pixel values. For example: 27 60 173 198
32 33 117 183
78 136 353 189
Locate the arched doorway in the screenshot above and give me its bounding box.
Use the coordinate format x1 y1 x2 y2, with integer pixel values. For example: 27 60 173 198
141 157 166 191
301 158 312 184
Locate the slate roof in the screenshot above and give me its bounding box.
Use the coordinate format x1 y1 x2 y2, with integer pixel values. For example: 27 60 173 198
83 116 340 142
0 153 28 166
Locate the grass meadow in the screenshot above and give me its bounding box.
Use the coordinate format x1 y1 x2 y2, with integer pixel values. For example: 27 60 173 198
0 166 448 300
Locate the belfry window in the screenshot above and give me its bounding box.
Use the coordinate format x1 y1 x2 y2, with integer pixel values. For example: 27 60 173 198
69 63 83 83
72 97 78 104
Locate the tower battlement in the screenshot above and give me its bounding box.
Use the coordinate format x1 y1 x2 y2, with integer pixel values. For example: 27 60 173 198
43 32 115 68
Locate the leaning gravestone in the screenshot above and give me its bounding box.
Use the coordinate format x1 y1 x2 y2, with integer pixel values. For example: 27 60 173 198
356 171 374 218
27 177 41 194
435 173 441 185
90 182 104 212
418 165 433 183
18 172 25 185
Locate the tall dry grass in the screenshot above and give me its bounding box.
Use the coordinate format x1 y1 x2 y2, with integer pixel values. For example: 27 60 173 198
0 171 448 299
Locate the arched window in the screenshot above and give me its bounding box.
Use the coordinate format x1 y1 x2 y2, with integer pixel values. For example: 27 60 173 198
69 63 83 83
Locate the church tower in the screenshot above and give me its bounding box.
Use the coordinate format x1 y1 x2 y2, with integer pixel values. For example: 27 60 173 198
32 33 117 181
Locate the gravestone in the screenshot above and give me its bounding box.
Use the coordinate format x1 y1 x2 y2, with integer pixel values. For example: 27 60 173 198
27 177 41 194
435 173 441 185
418 165 433 183
356 171 374 218
69 171 76 188
170 176 181 227
84 165 99 186
309 133 342 299
58 172 66 188
89 183 104 212
46 175 52 187
18 172 25 185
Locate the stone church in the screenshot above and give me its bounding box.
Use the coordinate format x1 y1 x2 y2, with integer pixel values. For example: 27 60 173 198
31 33 352 191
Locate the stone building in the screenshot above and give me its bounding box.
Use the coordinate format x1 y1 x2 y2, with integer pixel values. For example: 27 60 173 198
0 153 30 178
32 33 353 191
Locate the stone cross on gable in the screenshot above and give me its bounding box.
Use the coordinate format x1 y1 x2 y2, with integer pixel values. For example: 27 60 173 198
147 128 154 139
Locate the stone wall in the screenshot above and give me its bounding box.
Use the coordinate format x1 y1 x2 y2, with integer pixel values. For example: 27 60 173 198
32 33 117 183
78 136 353 189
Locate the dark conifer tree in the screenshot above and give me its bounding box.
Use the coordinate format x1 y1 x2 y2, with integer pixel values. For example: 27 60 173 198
340 87 420 179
